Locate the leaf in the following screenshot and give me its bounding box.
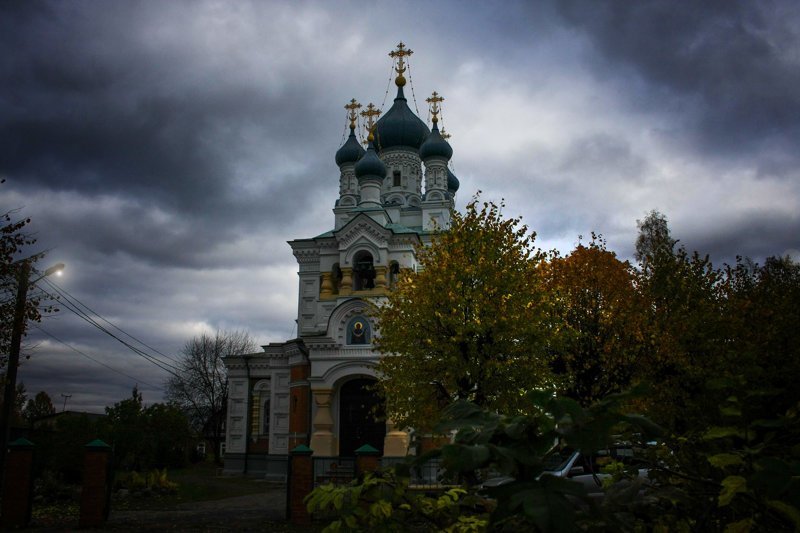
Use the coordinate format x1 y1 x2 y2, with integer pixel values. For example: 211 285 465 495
765 500 800 530
703 426 743 441
723 518 753 533
718 475 747 507
708 453 743 469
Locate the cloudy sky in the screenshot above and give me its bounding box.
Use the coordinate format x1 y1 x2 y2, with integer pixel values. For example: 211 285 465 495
3 0 798 412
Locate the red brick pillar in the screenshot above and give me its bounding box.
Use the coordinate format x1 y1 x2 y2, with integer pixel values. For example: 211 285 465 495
79 439 112 528
1 438 35 528
355 444 380 475
288 444 314 526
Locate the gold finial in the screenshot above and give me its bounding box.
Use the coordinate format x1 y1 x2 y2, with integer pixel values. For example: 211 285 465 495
360 103 381 143
344 98 362 130
426 91 445 124
389 41 413 87
440 127 451 140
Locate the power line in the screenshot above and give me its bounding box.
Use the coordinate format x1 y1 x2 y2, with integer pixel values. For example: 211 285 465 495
43 277 180 363
33 325 163 390
41 279 180 377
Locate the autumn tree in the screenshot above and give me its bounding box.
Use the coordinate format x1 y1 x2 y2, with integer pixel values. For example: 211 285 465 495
542 235 644 405
1 179 50 368
165 330 256 464
375 197 555 430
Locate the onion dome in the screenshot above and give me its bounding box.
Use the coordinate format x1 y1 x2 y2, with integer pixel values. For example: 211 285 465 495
354 142 386 181
335 127 365 166
374 86 430 152
419 122 452 160
447 168 460 193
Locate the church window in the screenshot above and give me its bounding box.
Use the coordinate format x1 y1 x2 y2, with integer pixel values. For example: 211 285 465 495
347 315 371 345
393 170 401 187
332 263 342 293
353 251 375 291
389 261 400 288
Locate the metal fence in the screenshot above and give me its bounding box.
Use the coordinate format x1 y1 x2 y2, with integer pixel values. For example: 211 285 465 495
312 456 355 487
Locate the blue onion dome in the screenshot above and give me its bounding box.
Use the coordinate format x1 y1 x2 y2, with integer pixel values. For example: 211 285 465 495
447 168 460 193
354 141 387 181
419 122 453 160
374 86 430 152
335 127 366 166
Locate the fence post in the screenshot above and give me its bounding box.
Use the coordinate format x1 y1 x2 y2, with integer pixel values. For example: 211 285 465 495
1 438 35 528
288 444 314 526
79 439 112 528
355 444 380 476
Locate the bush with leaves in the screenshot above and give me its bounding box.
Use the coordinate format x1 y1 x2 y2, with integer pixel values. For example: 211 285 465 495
307 388 662 532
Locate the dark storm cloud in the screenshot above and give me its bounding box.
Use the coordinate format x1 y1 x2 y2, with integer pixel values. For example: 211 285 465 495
556 0 800 158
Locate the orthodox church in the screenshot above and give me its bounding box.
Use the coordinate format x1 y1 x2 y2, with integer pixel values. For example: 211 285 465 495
223 43 459 476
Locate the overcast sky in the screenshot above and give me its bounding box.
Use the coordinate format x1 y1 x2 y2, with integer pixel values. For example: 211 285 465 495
3 0 798 412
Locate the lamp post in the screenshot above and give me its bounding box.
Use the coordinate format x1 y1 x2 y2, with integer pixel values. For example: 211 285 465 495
0 260 64 491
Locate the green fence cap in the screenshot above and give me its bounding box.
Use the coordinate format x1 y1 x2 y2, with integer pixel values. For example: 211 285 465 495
355 444 379 455
9 437 35 448
85 439 111 449
290 444 313 455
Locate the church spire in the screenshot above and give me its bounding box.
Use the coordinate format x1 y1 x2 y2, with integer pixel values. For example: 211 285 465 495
426 91 444 125
360 102 381 143
344 98 361 132
389 42 413 87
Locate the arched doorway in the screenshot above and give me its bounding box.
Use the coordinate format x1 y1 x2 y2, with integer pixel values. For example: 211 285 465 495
338 378 385 456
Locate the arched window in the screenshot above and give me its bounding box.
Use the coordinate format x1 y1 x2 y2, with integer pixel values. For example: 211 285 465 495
389 261 400 288
393 170 401 187
347 315 371 345
353 251 375 291
332 263 342 294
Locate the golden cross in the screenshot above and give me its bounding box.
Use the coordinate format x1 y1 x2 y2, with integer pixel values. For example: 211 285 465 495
440 127 451 140
344 98 362 130
360 103 381 142
389 42 413 86
426 91 445 123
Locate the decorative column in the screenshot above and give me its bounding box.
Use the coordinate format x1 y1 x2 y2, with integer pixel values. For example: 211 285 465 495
309 390 336 456
373 266 388 290
339 268 353 296
320 272 334 298
383 419 410 457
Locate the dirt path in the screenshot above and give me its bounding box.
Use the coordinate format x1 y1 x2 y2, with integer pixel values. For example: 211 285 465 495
30 487 318 532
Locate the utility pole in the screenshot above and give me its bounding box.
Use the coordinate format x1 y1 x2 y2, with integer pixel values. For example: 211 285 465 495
0 261 31 489
0 261 64 497
60 393 72 412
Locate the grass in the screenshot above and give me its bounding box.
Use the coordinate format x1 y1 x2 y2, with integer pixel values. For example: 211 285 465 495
114 460 276 510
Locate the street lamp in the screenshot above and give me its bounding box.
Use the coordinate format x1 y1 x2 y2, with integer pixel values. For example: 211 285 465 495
0 260 65 488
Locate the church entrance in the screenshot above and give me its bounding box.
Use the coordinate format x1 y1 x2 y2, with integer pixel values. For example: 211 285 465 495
338 378 385 456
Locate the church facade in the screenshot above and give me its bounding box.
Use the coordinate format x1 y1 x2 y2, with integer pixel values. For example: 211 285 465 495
223 44 459 476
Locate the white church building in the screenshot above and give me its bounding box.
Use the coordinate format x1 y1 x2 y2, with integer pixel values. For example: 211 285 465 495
223 44 459 476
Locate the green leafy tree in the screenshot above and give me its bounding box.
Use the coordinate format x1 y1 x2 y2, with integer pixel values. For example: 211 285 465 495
165 330 256 464
375 197 555 431
542 235 645 405
23 390 56 423
100 386 147 471
633 211 723 432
